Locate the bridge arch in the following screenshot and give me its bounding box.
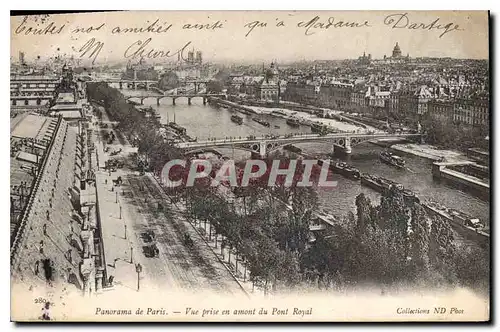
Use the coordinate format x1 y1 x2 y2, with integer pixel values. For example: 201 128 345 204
78 75 92 82
184 148 223 158
183 145 258 157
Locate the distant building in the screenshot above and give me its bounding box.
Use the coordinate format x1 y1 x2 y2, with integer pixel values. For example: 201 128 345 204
19 51 25 65
399 85 433 116
256 62 280 102
283 82 318 104
48 64 85 121
357 52 372 65
319 82 353 110
123 59 158 81
453 98 489 126
195 51 203 65
428 99 454 121
187 50 195 64
392 42 402 58
380 42 410 63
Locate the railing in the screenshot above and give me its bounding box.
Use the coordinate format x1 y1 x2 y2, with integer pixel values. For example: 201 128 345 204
10 116 63 265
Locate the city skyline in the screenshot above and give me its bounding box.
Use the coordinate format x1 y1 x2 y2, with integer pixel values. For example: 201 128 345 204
11 11 489 65
10 10 490 323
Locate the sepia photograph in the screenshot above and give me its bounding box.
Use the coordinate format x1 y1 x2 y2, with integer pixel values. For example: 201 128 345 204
9 10 490 322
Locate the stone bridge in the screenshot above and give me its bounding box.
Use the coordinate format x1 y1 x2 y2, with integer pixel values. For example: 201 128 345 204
126 93 226 106
176 132 422 157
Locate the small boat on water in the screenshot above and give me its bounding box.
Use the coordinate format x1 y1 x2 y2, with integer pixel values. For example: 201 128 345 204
167 122 187 135
286 118 301 127
332 162 361 180
360 173 402 191
271 109 288 117
311 122 325 133
231 114 243 125
283 144 302 154
252 118 270 127
360 173 420 203
379 151 406 169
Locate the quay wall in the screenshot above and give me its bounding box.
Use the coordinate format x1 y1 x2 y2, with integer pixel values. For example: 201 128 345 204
432 163 489 200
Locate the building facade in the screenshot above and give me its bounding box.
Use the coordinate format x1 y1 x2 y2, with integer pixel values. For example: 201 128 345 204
453 98 489 126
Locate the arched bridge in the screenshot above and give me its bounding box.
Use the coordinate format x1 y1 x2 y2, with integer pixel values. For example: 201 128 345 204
176 132 422 157
126 93 226 106
82 77 158 90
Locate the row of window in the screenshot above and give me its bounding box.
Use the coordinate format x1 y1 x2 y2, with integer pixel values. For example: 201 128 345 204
12 99 43 106
453 115 488 125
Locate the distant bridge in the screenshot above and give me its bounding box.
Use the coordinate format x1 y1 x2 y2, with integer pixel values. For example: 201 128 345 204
83 76 211 93
126 93 226 106
176 132 422 157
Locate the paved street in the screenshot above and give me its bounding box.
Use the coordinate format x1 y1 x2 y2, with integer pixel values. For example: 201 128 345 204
93 108 246 296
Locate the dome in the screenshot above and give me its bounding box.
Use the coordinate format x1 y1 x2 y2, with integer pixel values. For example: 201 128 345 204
392 42 402 58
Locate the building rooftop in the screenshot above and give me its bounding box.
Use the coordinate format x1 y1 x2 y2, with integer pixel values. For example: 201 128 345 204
11 113 57 142
11 118 84 293
56 92 76 104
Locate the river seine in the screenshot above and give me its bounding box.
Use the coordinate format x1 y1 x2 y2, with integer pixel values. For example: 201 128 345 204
119 87 489 229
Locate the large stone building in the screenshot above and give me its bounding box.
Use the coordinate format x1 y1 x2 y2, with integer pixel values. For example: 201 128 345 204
256 62 280 102
11 113 101 297
399 85 433 116
425 96 488 126
283 82 318 105
319 82 353 110
381 42 410 63
10 75 59 108
48 64 87 122
453 97 489 126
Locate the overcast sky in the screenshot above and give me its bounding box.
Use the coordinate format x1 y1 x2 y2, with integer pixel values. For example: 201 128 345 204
11 11 489 65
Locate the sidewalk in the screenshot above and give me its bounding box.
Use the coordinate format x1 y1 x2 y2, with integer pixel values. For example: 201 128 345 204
149 173 268 298
92 118 148 294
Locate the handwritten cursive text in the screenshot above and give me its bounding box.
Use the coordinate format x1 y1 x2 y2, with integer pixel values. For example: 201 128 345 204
124 38 192 61
78 38 104 65
383 13 462 38
297 16 371 36
15 16 65 35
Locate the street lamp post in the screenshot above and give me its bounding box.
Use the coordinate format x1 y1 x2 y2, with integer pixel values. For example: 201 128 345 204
130 246 134 264
135 263 142 291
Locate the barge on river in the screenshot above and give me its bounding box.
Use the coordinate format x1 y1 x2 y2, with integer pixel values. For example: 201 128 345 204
252 118 270 127
231 114 243 125
360 173 419 203
332 162 361 180
286 118 301 128
380 150 406 169
422 200 489 246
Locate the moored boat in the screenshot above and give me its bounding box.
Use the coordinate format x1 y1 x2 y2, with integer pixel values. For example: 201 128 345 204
379 150 406 168
331 162 360 180
231 114 243 125
422 200 489 242
167 122 187 135
271 109 288 117
252 118 270 127
286 117 301 127
311 122 327 133
360 173 420 203
283 144 302 154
